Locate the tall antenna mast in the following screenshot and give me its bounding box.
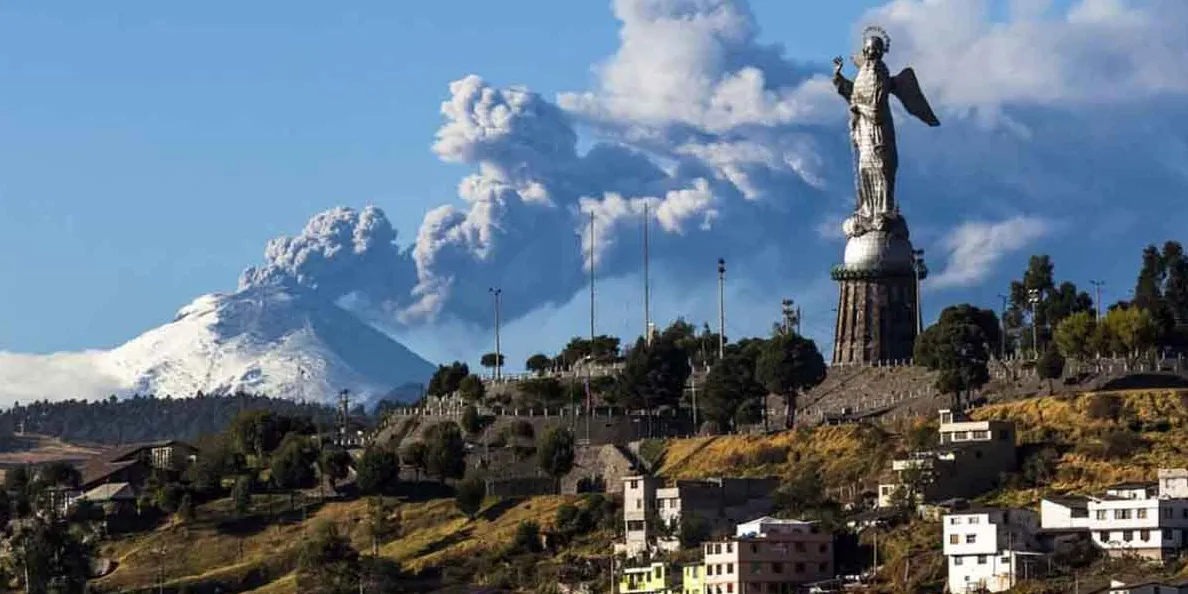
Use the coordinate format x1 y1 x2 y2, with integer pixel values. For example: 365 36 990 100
643 202 652 345
589 211 596 344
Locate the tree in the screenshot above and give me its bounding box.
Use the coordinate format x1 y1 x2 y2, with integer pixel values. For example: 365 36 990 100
525 353 553 376
538 426 576 489
319 446 353 486
37 460 81 490
512 520 543 554
702 352 766 433
517 378 566 406
915 312 991 409
230 410 312 462
613 332 692 418
177 493 196 523
186 433 246 494
455 478 486 520
364 496 397 558
936 305 1003 357
1134 244 1165 312
1098 306 1159 362
9 517 94 594
460 405 483 435
423 422 467 482
232 476 252 517
296 521 362 594
480 352 506 371
1037 345 1066 392
458 374 485 403
401 442 428 481
1164 241 1188 327
756 333 827 429
1054 310 1099 362
270 433 318 492
427 362 470 397
356 447 402 496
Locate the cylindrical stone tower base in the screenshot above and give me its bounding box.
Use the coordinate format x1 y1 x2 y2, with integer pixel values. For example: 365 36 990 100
831 271 919 365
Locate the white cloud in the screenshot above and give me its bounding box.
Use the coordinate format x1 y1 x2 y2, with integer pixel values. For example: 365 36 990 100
0 351 125 404
927 216 1052 289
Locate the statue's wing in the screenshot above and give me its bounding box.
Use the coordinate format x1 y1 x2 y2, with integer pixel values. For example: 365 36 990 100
891 67 941 127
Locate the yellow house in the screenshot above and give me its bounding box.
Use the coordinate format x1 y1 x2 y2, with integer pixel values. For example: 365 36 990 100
681 562 705 594
620 562 675 594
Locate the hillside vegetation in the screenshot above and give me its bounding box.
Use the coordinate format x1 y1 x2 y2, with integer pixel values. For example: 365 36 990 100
96 493 611 593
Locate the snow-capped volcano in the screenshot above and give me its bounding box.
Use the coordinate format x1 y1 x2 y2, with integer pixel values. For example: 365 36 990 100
98 286 436 404
0 286 437 407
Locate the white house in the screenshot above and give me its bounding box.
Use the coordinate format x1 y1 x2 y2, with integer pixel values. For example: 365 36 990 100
1089 578 1188 594
943 507 1042 594
1040 473 1188 560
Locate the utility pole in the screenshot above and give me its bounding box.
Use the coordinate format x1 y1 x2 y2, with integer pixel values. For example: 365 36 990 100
489 288 503 381
912 249 926 334
338 389 351 448
718 258 726 361
589 211 596 344
1090 279 1105 320
690 364 698 434
643 202 651 346
781 299 796 335
997 294 1009 360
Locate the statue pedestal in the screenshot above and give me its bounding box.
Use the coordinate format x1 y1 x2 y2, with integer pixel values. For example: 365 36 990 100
830 214 924 365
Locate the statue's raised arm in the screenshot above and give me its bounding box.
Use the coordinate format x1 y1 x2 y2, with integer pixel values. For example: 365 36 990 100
833 26 940 221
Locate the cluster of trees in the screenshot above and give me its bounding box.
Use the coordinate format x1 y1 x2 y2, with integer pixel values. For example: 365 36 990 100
0 392 340 446
915 244 1188 405
424 362 485 402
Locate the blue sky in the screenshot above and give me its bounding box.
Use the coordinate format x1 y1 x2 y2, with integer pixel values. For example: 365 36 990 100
1 0 1181 372
0 0 889 353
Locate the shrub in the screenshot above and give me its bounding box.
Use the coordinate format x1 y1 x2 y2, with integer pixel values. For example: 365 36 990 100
512 521 543 554
1086 394 1123 422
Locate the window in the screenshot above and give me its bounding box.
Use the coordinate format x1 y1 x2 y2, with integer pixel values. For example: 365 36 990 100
819 562 828 573
726 543 733 553
1098 531 1109 542
1164 508 1173 518
1123 531 1134 542
972 430 989 440
772 563 783 574
819 543 828 553
954 431 969 440
949 517 960 525
630 480 639 489
727 585 733 594
1164 529 1173 540
1138 508 1148 519
794 542 806 552
968 517 980 525
1001 556 1010 564
977 555 987 565
766 585 777 594
727 563 733 574
1141 529 1151 541
966 534 977 544
636 499 642 509
714 544 722 554
705 544 712 555
953 556 963 566
1115 509 1132 520
794 563 805 574
751 562 761 574
1096 510 1108 520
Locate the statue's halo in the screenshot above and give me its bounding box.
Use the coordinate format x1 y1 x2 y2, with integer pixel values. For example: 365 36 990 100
860 25 892 54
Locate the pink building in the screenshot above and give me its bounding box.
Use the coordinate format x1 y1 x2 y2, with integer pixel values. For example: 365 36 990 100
700 517 833 594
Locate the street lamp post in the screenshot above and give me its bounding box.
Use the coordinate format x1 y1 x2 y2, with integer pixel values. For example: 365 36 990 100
1090 279 1105 321
912 249 926 335
1028 288 1042 359
717 259 726 361
489 288 503 381
996 294 1009 360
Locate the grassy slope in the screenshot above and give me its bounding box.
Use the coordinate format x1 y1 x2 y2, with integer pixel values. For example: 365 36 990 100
96 494 586 593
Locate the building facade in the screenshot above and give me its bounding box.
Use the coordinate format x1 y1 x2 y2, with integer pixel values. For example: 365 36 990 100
943 508 1042 594
878 409 1017 508
621 475 777 557
1041 474 1188 560
701 518 833 594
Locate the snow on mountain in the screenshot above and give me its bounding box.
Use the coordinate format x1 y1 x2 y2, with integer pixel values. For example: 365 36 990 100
0 286 437 407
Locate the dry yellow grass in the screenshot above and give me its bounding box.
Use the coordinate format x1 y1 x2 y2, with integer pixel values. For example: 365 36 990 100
655 424 897 493
95 493 582 593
